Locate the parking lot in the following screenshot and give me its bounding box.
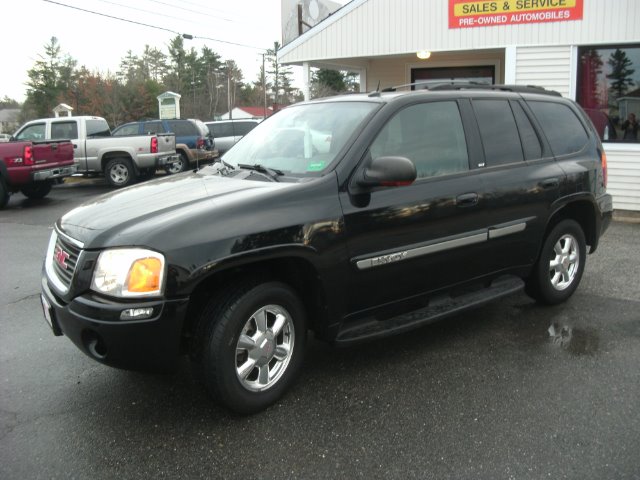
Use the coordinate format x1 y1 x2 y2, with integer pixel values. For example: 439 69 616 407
1 180 639 479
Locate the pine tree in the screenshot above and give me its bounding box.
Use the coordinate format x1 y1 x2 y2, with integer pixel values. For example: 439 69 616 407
25 37 77 118
606 48 635 99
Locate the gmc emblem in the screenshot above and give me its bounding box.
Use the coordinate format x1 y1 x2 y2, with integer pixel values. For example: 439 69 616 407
54 246 70 270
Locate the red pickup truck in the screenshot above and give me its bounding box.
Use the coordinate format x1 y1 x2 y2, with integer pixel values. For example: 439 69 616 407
0 139 76 209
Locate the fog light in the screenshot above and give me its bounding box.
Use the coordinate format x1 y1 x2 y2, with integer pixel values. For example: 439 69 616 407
121 307 154 320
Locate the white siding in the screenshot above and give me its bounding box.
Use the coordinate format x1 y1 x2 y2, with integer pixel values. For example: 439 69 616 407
515 46 572 97
604 147 640 212
280 0 640 64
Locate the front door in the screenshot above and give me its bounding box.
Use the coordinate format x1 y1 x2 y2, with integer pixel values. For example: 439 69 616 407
339 100 491 317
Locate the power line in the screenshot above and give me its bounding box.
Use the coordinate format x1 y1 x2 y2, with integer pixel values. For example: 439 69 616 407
42 0 267 51
42 0 180 35
143 0 238 23
144 0 264 23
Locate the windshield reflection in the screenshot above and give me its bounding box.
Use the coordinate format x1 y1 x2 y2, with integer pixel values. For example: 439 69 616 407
223 102 378 176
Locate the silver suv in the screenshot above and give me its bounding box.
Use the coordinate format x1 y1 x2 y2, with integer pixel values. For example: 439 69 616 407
205 119 259 155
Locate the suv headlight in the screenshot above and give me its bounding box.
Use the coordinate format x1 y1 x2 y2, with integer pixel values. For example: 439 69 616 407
91 248 165 298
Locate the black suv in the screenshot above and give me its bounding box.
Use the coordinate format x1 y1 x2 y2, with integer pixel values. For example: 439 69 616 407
41 84 612 413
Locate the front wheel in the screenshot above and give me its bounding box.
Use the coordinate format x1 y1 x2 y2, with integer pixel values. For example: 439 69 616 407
526 219 586 305
105 157 136 188
20 181 52 199
192 281 307 414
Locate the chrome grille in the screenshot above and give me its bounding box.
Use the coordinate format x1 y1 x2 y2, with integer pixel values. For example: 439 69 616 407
46 230 84 294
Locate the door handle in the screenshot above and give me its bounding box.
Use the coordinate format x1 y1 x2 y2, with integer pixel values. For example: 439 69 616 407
456 193 479 207
73 144 78 149
541 178 559 189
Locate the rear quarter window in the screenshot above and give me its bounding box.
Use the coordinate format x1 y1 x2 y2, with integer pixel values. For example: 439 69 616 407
527 101 589 156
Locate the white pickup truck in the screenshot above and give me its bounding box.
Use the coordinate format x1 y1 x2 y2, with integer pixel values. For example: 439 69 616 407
13 116 179 187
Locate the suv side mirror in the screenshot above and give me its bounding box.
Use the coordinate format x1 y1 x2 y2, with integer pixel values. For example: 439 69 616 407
357 156 417 188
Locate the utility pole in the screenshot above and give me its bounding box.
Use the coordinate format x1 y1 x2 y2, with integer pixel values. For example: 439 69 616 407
227 60 233 120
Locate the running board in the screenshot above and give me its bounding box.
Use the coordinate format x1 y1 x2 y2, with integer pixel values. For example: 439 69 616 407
335 276 525 345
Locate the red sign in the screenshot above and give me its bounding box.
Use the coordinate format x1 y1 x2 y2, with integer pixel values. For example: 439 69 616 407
449 0 583 29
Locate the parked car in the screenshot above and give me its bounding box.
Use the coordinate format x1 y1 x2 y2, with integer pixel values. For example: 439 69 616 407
0 133 11 142
0 138 75 208
205 119 259 155
41 84 612 414
112 119 216 173
13 116 179 188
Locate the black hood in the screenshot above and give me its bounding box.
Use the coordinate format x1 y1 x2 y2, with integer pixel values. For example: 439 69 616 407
59 170 288 248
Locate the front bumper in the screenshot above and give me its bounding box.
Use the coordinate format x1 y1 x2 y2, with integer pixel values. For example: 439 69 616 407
32 164 77 181
41 277 189 371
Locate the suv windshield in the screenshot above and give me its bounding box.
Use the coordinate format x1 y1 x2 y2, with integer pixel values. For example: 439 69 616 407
223 101 378 175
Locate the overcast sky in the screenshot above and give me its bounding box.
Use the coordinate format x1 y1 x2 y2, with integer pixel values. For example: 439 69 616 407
2 0 332 102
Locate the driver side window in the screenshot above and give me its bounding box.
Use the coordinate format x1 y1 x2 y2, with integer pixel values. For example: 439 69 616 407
370 101 470 179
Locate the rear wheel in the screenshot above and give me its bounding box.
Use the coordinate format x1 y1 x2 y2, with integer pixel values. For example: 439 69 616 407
526 219 586 305
165 152 189 174
105 157 136 188
20 181 52 199
192 281 307 414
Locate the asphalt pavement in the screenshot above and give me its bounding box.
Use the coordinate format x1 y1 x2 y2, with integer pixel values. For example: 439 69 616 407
0 179 639 479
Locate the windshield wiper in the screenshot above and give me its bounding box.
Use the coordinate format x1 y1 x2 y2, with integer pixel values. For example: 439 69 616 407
237 163 284 181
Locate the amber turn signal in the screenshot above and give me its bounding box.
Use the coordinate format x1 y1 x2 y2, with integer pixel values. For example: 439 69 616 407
126 258 162 293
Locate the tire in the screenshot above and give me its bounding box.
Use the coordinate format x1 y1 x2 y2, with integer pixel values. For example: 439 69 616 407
165 152 189 174
526 219 586 305
192 281 307 414
105 157 137 188
0 176 9 209
20 181 52 199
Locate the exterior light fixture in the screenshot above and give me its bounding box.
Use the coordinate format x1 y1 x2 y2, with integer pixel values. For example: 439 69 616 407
417 50 431 60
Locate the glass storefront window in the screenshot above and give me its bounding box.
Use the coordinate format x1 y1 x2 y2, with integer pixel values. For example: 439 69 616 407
577 44 640 143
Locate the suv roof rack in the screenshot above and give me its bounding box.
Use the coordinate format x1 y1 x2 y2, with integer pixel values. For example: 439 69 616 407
381 81 561 97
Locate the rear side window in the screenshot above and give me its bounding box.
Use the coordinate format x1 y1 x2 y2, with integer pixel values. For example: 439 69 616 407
209 123 234 137
370 101 469 179
473 99 524 166
51 121 78 140
235 122 258 136
167 121 197 136
511 102 542 160
528 101 589 156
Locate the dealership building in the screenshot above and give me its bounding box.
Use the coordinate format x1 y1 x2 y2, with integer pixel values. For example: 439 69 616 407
280 0 640 212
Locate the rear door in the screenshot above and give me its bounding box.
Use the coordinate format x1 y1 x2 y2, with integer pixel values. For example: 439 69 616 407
469 97 566 272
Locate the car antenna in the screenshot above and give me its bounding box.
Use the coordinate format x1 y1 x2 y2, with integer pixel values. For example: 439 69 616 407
368 81 382 97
